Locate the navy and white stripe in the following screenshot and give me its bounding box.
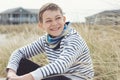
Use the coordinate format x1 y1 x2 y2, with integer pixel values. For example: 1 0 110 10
7 27 94 80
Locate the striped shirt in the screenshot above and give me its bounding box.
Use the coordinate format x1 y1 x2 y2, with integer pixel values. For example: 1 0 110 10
7 25 94 80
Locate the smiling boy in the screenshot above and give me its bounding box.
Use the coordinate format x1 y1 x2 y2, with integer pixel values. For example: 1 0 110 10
6 3 94 80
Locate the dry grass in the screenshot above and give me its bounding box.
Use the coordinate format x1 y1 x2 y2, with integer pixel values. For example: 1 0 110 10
0 23 119 80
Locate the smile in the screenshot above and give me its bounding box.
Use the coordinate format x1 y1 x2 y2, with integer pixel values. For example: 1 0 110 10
50 27 60 31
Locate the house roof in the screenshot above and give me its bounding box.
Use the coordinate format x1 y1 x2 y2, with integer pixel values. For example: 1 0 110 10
0 7 39 14
98 9 120 15
27 9 39 14
86 9 120 19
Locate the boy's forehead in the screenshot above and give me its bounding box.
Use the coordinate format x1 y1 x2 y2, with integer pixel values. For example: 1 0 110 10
43 10 62 18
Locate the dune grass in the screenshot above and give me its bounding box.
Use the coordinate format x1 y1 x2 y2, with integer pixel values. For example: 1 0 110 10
0 23 119 79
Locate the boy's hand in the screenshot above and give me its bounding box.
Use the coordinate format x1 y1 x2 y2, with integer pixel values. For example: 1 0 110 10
7 69 34 80
7 69 17 80
7 73 34 80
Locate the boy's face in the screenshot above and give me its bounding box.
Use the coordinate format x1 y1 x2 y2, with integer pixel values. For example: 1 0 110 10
39 10 66 37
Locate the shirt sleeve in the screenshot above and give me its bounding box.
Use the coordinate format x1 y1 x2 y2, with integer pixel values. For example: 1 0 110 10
30 35 84 80
6 36 45 72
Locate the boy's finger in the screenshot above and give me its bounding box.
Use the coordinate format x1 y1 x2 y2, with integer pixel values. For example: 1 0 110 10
6 77 9 80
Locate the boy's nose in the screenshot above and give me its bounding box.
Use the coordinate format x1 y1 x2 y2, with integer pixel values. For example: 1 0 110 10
51 20 57 25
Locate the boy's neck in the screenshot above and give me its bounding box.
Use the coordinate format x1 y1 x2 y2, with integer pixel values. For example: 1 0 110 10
49 34 56 38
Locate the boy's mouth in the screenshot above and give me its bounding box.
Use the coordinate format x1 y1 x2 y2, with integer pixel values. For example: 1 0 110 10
50 27 60 31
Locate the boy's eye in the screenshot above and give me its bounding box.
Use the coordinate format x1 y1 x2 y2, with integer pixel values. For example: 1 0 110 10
56 17 61 20
46 20 52 23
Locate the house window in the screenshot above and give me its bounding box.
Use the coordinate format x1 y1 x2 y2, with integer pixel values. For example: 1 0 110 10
13 14 20 18
115 21 118 25
8 14 10 17
114 16 117 18
107 15 113 17
31 14 33 18
22 14 28 17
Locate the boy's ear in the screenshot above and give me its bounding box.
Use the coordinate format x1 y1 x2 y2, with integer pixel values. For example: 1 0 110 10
63 16 66 22
38 22 44 30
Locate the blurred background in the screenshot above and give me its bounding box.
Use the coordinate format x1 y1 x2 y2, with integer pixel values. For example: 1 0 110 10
0 0 120 80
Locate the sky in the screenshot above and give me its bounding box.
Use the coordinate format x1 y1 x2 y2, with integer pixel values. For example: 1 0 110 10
0 0 120 22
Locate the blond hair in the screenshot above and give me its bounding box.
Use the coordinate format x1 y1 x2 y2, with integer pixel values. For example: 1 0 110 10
39 3 63 22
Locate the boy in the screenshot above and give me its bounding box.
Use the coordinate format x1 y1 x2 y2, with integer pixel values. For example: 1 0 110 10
6 3 94 80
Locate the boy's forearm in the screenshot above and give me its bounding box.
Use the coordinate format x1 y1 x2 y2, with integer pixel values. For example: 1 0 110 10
7 68 34 80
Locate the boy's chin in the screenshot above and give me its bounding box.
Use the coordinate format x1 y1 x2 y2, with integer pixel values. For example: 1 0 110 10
50 34 60 37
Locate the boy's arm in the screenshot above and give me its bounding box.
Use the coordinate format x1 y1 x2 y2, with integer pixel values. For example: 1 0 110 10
6 37 45 73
